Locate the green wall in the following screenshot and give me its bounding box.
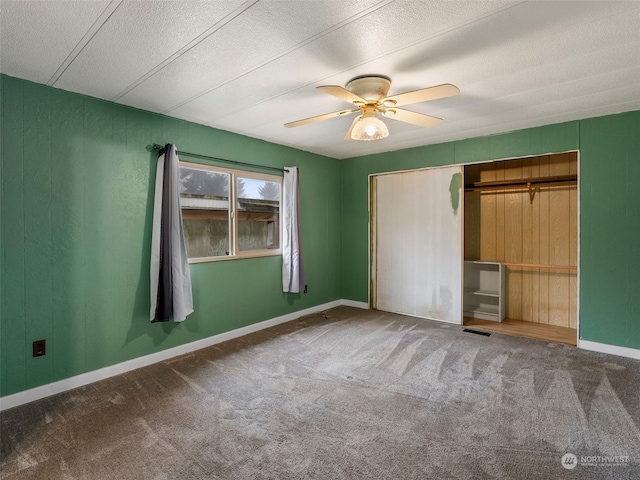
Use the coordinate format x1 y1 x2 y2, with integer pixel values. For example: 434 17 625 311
2 72 638 398
1 75 342 397
341 112 640 350
578 113 640 347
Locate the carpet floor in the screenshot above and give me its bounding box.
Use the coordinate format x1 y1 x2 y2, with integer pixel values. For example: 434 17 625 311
1 306 639 479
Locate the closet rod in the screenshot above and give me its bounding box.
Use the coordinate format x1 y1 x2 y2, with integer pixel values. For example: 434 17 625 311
464 174 577 192
464 174 577 203
151 144 288 174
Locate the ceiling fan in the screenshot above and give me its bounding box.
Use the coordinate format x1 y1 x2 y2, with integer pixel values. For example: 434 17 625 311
284 75 459 141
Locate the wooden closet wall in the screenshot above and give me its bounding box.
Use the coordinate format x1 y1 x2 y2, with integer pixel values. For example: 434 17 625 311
464 152 578 328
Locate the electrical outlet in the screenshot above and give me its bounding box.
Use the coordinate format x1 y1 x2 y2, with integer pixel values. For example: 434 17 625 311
33 339 46 357
304 284 308 294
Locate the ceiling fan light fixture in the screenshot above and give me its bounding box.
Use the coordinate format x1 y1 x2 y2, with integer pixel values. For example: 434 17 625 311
351 108 389 141
286 76 459 141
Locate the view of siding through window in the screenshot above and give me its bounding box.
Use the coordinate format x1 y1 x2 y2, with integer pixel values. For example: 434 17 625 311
236 176 280 252
179 165 281 259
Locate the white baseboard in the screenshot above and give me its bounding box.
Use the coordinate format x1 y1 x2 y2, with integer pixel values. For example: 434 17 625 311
0 299 368 412
340 299 370 309
579 340 640 360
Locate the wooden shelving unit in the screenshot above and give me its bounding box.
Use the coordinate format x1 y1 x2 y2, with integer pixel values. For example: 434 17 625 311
463 260 505 322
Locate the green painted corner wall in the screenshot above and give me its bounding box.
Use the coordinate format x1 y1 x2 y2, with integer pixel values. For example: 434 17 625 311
341 111 640 350
578 112 640 348
0 75 342 397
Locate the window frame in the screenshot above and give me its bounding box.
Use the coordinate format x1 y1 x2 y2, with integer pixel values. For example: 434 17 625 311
179 160 283 263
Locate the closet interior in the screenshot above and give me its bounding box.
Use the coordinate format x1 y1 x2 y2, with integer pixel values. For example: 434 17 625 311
463 152 578 345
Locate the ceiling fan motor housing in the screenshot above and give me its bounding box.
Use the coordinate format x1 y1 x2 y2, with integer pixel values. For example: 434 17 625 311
346 75 391 103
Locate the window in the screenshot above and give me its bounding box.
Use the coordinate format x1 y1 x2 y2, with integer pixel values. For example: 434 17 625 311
179 161 281 262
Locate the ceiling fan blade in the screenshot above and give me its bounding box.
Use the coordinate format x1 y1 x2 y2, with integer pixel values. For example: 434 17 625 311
344 115 361 141
384 108 442 128
382 83 459 107
317 85 367 105
284 109 358 128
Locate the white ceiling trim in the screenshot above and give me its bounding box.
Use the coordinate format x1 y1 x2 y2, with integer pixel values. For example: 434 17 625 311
110 0 259 102
48 0 122 86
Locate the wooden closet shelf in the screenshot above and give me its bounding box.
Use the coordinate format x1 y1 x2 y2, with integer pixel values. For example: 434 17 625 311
502 262 577 272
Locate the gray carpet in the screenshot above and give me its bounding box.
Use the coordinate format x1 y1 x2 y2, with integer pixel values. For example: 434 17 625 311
1 306 639 479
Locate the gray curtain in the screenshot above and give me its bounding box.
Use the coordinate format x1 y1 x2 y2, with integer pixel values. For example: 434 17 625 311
282 167 304 292
150 144 193 322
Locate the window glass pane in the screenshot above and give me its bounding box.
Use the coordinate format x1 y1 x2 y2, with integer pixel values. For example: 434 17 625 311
237 177 280 252
180 167 230 258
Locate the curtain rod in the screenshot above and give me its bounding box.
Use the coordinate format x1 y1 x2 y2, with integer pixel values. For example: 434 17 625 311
151 144 288 174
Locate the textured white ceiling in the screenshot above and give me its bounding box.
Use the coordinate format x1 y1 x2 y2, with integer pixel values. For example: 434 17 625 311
1 0 639 159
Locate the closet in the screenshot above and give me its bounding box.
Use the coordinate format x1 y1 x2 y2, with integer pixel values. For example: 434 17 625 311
370 152 578 346
463 152 578 345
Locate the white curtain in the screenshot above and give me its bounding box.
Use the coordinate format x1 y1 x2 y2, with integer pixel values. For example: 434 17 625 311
150 144 193 322
282 166 304 293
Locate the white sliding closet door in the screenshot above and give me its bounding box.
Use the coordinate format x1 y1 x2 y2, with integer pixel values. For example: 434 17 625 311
373 166 463 323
